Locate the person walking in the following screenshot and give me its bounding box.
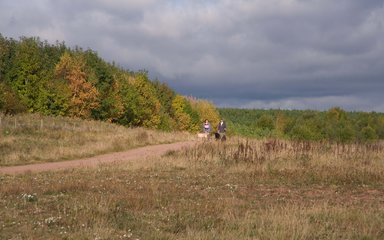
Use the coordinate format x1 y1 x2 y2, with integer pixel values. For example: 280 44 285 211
217 119 227 141
203 119 211 134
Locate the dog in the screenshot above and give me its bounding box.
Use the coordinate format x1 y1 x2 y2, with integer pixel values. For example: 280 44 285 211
214 132 221 140
214 132 226 141
197 132 210 140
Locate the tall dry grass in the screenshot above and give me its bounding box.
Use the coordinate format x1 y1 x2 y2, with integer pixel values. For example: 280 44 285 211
180 137 384 186
1 162 383 239
1 136 384 239
0 113 192 166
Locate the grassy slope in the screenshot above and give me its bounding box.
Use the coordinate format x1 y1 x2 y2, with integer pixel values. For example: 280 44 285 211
0 113 192 166
1 137 384 239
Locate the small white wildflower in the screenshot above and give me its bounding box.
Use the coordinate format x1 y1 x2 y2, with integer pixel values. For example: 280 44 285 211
225 184 237 190
122 232 133 238
44 216 61 226
21 193 38 202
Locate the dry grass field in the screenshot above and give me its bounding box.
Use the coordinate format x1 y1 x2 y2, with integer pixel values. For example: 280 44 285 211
0 113 191 166
1 114 384 239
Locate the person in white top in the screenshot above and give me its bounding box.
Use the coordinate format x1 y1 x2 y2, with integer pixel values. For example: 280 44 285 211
203 119 211 134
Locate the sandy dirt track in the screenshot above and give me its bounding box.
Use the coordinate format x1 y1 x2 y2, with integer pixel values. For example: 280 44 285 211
0 141 194 175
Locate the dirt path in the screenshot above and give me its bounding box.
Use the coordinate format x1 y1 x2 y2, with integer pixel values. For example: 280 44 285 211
0 141 195 175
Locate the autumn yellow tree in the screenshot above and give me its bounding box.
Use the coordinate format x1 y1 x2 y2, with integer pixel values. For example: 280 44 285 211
172 95 192 131
55 52 99 118
189 98 220 129
172 95 200 132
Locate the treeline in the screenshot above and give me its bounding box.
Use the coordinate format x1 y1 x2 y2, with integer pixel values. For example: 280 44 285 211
0 35 220 131
219 108 384 142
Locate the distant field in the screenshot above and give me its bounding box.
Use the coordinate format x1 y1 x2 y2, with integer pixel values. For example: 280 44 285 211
0 113 191 166
1 135 384 239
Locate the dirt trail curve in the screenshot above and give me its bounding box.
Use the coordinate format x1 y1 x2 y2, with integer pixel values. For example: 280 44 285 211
0 141 195 175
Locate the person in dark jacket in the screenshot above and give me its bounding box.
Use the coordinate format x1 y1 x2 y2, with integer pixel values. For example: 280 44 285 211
216 119 227 141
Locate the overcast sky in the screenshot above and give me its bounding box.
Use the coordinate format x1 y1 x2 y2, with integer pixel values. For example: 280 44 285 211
1 0 384 112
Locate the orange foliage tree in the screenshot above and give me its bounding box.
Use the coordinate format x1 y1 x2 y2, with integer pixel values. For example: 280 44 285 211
55 52 99 118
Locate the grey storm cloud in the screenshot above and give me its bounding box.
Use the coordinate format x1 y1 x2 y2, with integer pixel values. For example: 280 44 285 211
1 0 384 111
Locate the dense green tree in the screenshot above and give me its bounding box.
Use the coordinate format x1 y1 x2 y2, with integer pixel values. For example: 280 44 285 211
289 124 316 141
153 80 176 115
0 82 26 114
1 37 67 115
256 114 275 131
6 37 45 111
285 112 324 141
117 78 137 126
152 80 177 131
324 107 354 142
375 116 384 139
360 125 378 141
219 107 384 142
36 78 71 116
0 35 16 83
118 72 161 128
0 83 3 109
82 50 121 121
